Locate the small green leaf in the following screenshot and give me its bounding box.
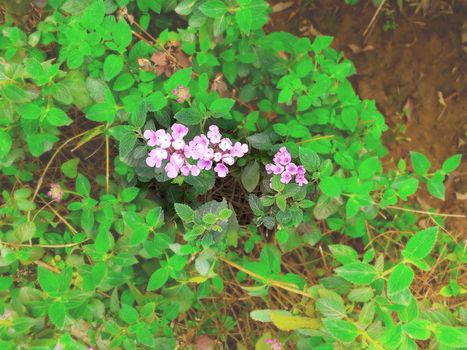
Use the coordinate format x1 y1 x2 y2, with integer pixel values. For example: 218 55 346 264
147 267 169 291
48 301 66 328
46 108 73 127
319 177 341 198
236 8 252 35
402 227 438 260
174 108 203 125
299 147 321 172
61 158 80 178
199 0 227 18
174 203 194 222
0 277 12 292
323 319 358 344
241 162 260 192
121 187 140 202
442 154 461 174
0 130 12 157
410 151 430 176
113 73 135 91
103 55 123 81
427 171 445 200
38 266 60 295
341 107 358 132
387 264 414 295
76 174 91 196
404 319 431 340
15 222 36 242
119 304 139 324
329 244 358 265
316 296 346 319
269 311 320 331
434 326 467 348
335 262 378 285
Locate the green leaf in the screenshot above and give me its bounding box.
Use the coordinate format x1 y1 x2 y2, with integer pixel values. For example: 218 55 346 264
348 287 374 302
103 55 123 81
316 296 346 319
404 319 431 340
199 0 227 18
329 244 358 264
442 154 461 174
46 108 73 126
17 103 41 120
269 311 320 331
15 222 36 242
174 108 203 125
119 304 138 324
427 171 445 200
0 277 12 292
164 67 192 93
0 130 12 157
147 91 168 112
209 98 235 117
402 227 438 260
241 162 260 192
38 266 60 294
434 326 467 348
358 157 381 180
113 73 135 91
61 158 80 178
48 301 66 328
81 0 104 30
76 174 91 196
341 107 358 132
122 187 140 202
410 151 430 176
387 264 414 295
323 319 358 344
335 262 378 285
236 8 252 35
147 267 169 291
319 177 341 198
95 227 110 253
299 147 321 172
113 19 132 48
312 35 333 53
67 48 83 69
174 203 194 222
86 102 116 123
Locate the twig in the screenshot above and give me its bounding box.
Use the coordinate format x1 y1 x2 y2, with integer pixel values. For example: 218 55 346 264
363 0 387 39
386 205 465 218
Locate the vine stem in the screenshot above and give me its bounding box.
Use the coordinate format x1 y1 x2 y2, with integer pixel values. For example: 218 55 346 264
218 256 315 299
28 126 103 221
386 205 465 218
0 239 89 248
296 134 335 145
105 135 110 193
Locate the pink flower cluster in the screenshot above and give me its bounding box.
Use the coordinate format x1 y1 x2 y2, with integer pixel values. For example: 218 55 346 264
144 123 248 179
172 84 190 103
265 338 282 350
265 147 308 186
47 183 63 202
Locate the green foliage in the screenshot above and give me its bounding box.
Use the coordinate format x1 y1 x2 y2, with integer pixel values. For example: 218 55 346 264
0 0 464 349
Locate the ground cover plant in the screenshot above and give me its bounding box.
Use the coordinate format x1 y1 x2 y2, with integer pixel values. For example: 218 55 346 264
0 0 466 349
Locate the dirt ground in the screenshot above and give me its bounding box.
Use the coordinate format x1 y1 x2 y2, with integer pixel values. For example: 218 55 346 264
270 0 466 233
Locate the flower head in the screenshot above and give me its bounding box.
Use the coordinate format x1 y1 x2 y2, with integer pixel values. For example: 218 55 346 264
265 338 282 350
47 183 63 202
144 123 248 180
172 84 191 103
265 147 308 186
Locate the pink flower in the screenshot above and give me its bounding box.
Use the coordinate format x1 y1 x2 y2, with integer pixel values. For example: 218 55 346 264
165 162 179 178
207 125 222 144
143 130 157 147
265 147 308 187
296 174 308 186
172 84 191 103
144 123 248 180
231 142 248 157
47 183 63 202
171 123 189 139
265 338 282 350
219 138 232 151
214 163 229 177
281 171 292 184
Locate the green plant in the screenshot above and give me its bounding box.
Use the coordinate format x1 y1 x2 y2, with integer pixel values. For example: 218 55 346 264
0 0 465 349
